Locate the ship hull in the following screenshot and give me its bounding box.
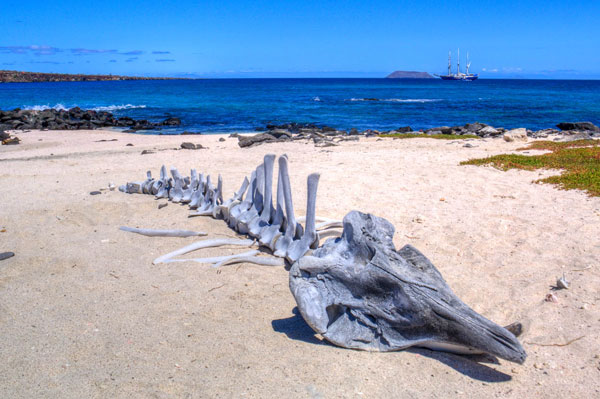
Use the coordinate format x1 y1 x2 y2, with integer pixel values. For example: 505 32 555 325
439 74 478 81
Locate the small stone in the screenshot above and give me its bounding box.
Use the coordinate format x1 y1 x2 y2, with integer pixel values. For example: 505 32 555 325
108 183 116 191
141 150 154 155
126 143 134 146
503 128 528 142
90 191 102 195
463 143 473 148
412 215 425 224
219 137 225 142
180 142 197 150
0 252 15 261
158 203 168 209
545 293 558 303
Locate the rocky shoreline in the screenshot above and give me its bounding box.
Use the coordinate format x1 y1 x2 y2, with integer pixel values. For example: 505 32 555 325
1 107 598 148
0 107 180 132
236 121 600 147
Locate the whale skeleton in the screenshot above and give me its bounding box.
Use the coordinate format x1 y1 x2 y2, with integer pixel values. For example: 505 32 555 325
118 153 527 364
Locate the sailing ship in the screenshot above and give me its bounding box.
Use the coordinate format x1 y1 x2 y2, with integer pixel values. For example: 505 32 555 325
436 49 478 81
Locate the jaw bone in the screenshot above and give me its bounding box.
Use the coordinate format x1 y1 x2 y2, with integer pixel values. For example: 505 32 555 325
285 173 320 263
289 211 527 364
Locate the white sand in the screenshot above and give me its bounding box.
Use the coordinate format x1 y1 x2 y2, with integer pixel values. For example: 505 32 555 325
1 129 599 398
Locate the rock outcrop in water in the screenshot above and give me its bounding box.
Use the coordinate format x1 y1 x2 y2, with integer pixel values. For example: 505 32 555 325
0 108 180 131
386 71 435 79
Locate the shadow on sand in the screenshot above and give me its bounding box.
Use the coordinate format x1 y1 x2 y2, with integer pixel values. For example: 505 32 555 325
272 307 512 383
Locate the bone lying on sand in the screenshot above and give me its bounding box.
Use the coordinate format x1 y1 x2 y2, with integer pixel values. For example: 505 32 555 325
119 154 526 364
290 211 527 364
119 226 207 237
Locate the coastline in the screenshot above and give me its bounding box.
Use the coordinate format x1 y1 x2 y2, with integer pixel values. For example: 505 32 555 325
1 129 599 397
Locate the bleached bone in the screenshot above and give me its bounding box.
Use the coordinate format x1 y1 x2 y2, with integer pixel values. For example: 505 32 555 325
236 163 265 234
181 169 199 203
316 220 343 230
296 217 343 230
119 181 144 194
289 211 527 364
119 226 207 237
285 173 320 263
153 238 255 264
169 177 184 203
141 171 155 194
217 176 250 222
273 156 304 258
189 173 205 209
248 154 276 238
151 165 168 195
213 255 285 268
228 169 257 227
315 228 342 240
191 174 224 217
162 249 259 264
258 155 287 250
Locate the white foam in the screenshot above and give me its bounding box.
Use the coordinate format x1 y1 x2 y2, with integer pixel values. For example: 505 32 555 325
21 103 147 112
22 104 68 111
348 98 442 103
91 104 147 111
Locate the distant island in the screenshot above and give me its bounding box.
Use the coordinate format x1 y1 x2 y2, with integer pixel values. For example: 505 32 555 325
386 71 434 79
0 70 185 83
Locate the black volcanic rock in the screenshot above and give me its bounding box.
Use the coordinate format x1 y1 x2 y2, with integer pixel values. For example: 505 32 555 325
386 71 434 79
556 122 599 132
0 108 181 132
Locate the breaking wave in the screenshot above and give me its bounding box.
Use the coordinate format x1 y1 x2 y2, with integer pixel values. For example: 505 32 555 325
348 98 442 103
22 104 68 111
21 104 147 112
91 104 147 111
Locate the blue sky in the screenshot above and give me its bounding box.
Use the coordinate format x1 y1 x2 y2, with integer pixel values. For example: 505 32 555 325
1 0 599 78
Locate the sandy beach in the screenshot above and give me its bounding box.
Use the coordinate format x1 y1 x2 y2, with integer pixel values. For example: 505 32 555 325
1 129 599 398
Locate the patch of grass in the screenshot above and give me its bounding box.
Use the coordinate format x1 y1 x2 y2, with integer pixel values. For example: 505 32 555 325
517 139 600 151
461 140 600 196
379 133 480 140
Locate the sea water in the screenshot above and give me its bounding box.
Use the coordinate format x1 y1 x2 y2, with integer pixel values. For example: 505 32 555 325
0 78 599 133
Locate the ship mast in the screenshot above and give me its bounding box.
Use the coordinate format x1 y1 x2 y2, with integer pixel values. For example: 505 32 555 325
457 48 460 74
466 52 471 75
448 51 451 75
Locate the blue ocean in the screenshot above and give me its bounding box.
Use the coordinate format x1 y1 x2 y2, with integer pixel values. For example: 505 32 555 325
1 79 599 133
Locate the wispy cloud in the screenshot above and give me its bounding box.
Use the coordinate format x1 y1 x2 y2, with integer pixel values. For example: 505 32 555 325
0 45 61 55
156 58 175 62
119 50 144 55
71 48 117 55
109 59 117 63
152 51 170 54
125 57 139 62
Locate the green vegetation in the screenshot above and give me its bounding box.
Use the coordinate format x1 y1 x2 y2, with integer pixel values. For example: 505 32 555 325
461 139 600 196
379 133 480 140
